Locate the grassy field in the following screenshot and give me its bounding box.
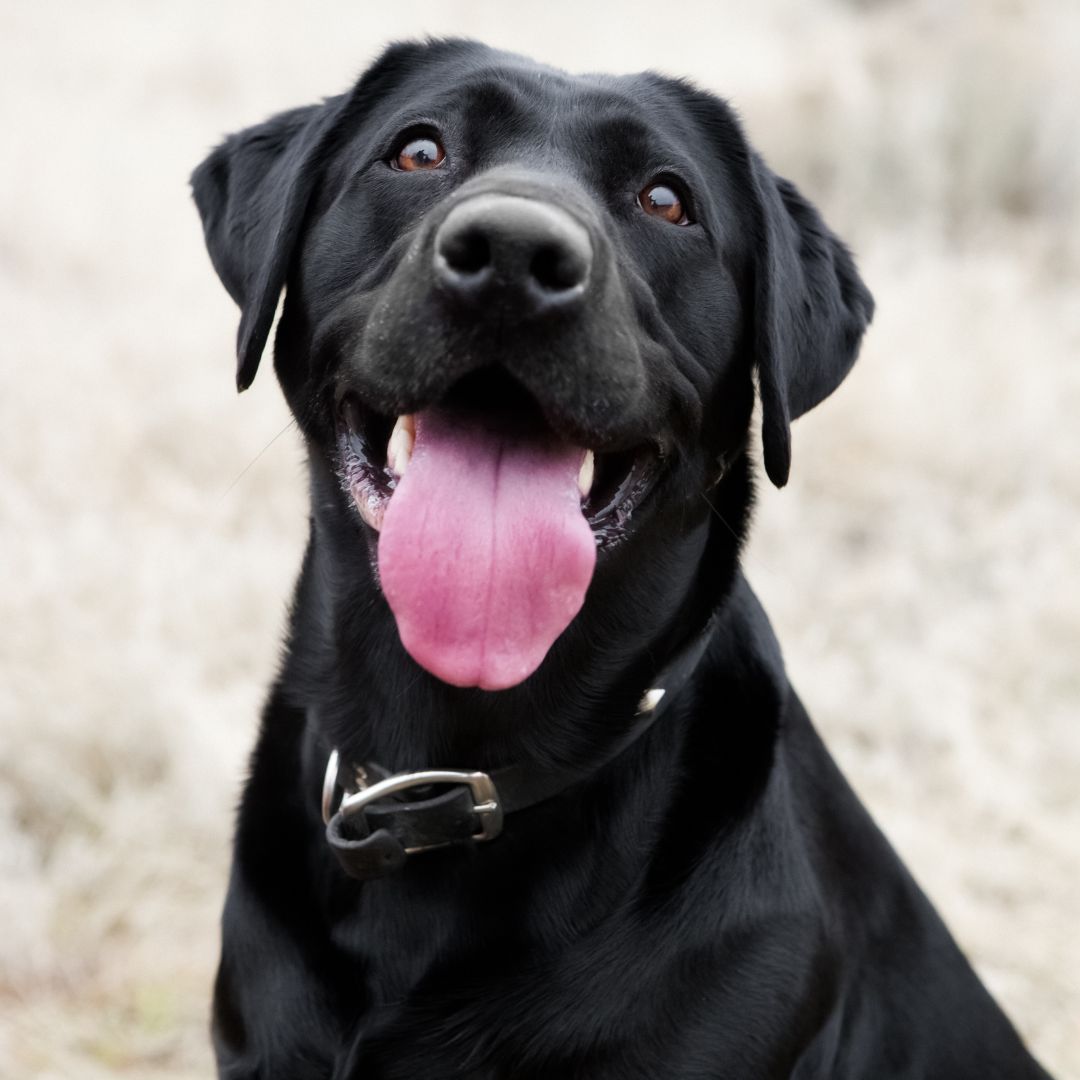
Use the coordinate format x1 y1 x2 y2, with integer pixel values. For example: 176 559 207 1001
2 0 1077 1075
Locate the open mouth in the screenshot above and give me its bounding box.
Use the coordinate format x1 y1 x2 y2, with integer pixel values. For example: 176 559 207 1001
336 380 660 546
333 371 662 691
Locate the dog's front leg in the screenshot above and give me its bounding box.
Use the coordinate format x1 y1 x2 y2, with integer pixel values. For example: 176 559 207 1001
212 854 359 1078
212 695 361 1078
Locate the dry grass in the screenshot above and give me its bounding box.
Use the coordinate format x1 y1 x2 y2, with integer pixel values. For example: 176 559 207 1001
1 0 1077 1075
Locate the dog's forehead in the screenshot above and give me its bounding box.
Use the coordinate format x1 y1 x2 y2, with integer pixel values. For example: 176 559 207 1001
359 49 702 166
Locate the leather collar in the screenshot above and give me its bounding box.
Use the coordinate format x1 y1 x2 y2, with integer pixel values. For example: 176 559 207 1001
323 611 718 881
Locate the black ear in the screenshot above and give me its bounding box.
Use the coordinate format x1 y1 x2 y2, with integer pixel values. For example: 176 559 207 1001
191 39 482 392
749 155 874 487
191 98 346 390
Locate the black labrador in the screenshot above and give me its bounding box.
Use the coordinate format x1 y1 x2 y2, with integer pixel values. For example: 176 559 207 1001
192 39 1051 1079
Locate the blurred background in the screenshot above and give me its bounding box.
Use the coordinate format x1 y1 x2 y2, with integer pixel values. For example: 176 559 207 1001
1 0 1077 1075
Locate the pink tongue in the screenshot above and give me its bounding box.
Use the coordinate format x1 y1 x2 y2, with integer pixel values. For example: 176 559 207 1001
377 409 596 690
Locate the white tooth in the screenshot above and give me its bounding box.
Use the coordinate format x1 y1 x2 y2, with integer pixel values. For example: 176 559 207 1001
387 415 415 477
578 450 595 497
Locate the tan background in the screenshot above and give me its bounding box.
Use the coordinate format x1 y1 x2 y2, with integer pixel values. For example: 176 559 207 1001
1 0 1077 1075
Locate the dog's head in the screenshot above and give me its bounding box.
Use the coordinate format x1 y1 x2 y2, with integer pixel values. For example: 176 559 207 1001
192 40 872 692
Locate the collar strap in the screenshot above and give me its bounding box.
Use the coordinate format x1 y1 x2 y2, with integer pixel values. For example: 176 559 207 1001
323 612 718 881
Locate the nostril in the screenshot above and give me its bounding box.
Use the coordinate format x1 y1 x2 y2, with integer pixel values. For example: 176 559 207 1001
439 225 491 276
530 242 588 293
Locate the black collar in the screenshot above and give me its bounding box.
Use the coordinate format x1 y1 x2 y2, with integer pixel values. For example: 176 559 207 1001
323 610 718 881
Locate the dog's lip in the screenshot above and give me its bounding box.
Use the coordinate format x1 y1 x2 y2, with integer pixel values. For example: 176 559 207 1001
333 391 663 545
336 395 396 533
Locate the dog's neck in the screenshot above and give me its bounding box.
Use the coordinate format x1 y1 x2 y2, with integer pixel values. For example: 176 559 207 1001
283 456 753 777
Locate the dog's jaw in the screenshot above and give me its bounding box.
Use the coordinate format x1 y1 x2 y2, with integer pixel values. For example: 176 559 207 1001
334 386 665 690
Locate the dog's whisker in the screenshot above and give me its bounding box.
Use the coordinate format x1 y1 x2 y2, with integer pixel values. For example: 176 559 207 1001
700 490 741 544
219 419 298 499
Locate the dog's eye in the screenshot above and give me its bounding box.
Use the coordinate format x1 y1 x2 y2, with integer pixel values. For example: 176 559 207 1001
393 136 446 172
639 183 690 226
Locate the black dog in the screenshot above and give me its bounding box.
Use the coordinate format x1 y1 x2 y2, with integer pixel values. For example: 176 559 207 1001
192 39 1051 1079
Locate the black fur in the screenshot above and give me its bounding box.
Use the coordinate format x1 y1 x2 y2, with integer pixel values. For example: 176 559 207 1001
192 39 1050 1079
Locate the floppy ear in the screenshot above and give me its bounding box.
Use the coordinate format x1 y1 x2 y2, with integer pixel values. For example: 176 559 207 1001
749 155 874 487
190 40 482 392
191 98 346 391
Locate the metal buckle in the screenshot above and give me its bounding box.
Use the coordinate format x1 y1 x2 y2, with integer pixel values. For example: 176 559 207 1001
330 763 503 854
321 749 373 825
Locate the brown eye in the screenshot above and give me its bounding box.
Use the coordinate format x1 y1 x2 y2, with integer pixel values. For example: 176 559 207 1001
394 136 446 172
639 183 689 225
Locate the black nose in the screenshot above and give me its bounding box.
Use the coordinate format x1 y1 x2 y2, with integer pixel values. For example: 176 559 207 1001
434 194 593 314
